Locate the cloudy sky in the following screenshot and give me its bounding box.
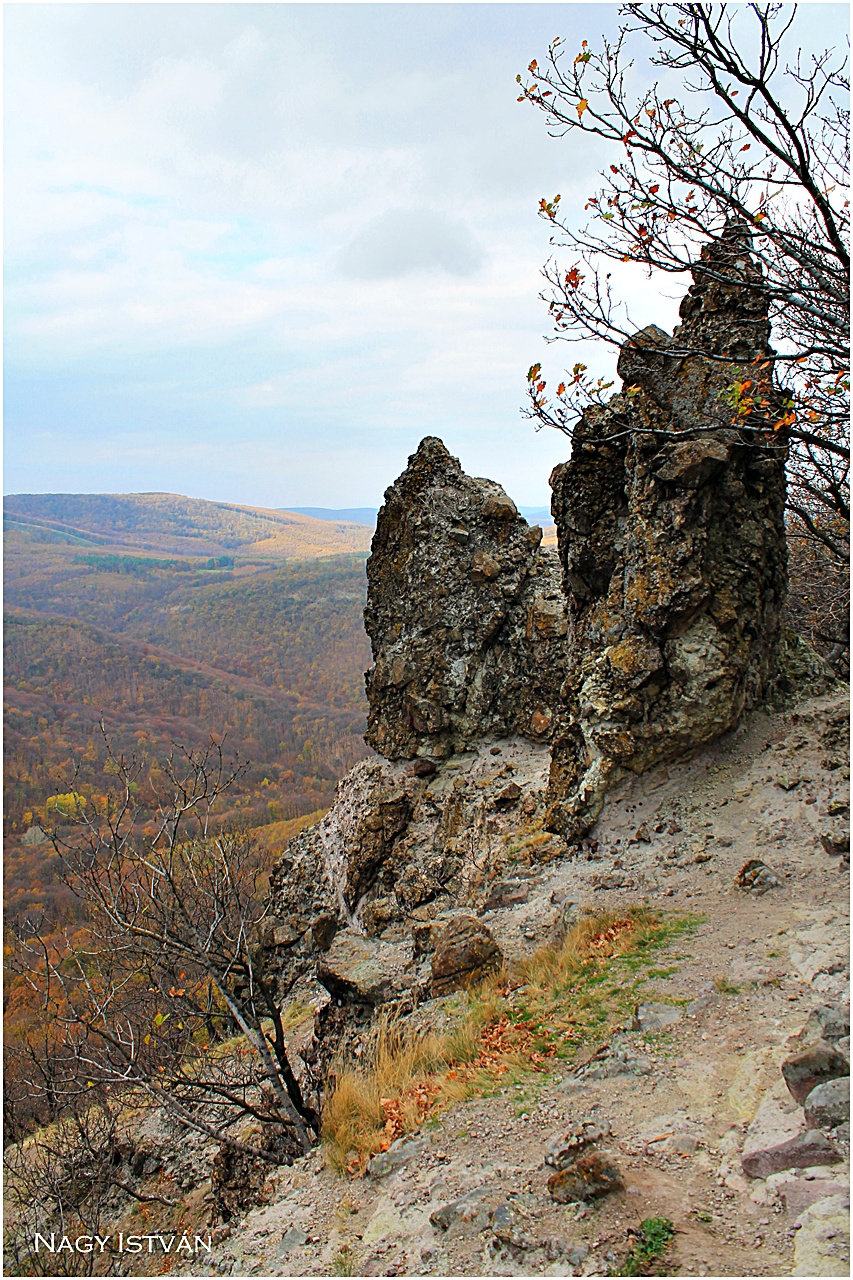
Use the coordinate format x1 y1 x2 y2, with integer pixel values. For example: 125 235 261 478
4 3 843 508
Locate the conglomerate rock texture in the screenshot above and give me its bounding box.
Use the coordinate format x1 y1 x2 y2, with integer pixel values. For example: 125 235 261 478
546 223 789 840
364 437 566 759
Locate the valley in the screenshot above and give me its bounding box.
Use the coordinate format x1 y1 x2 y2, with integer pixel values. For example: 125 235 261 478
3 493 375 924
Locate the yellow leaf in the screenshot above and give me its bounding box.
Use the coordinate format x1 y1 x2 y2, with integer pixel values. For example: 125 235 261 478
577 99 588 119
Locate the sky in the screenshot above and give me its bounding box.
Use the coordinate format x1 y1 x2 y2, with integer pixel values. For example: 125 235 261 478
4 3 845 508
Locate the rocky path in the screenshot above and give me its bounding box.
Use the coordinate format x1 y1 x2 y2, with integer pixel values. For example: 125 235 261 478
178 690 849 1278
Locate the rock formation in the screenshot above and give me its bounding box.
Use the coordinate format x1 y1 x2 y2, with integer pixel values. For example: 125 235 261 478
261 226 836 1107
264 443 575 1084
546 223 789 840
265 741 564 1001
364 437 566 758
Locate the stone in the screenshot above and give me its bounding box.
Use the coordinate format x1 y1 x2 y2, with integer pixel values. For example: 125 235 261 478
368 1136 428 1179
791 1194 851 1276
429 1186 491 1231
631 1002 683 1032
541 1237 569 1261
266 757 413 956
546 224 789 840
821 827 851 856
805 1078 850 1131
545 1120 611 1169
741 1095 842 1178
776 1176 851 1219
567 1243 590 1265
316 931 412 1006
489 1203 519 1232
277 1229 308 1258
735 859 781 893
782 1040 850 1104
796 1005 851 1045
480 878 529 912
494 782 522 809
547 1151 624 1203
431 915 503 995
364 436 567 759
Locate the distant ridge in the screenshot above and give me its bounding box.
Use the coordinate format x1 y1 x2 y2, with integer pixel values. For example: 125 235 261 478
281 505 554 527
519 506 553 525
3 492 373 560
282 507 378 526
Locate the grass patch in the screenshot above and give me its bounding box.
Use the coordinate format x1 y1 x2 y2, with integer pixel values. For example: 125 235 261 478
615 1216 676 1275
713 976 741 994
322 907 695 1175
280 999 313 1032
511 907 696 1046
330 1244 359 1276
322 982 509 1174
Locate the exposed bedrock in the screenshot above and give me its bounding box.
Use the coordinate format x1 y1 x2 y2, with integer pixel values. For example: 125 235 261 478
546 224 790 841
364 436 567 759
263 740 567 1086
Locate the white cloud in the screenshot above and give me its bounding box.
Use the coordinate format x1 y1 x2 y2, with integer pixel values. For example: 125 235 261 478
339 209 484 280
11 3 830 505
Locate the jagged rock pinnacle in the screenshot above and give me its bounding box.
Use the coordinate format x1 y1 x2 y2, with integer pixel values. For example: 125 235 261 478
546 228 789 840
364 436 566 759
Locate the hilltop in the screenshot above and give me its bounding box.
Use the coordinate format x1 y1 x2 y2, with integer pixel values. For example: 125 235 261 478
4 492 373 561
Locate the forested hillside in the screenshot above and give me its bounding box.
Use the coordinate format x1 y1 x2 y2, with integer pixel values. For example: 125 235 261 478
3 495 374 927
4 491 373 559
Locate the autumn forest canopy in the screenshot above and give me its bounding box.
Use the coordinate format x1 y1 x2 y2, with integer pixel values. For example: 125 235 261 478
3 493 374 928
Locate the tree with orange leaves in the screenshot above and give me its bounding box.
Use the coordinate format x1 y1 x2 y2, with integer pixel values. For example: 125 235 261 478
518 4 848 668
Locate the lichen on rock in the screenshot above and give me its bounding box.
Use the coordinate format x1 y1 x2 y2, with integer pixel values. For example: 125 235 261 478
546 222 790 840
364 436 566 759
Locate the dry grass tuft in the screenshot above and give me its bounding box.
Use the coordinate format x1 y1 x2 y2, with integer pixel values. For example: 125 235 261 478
322 906 691 1176
322 980 510 1174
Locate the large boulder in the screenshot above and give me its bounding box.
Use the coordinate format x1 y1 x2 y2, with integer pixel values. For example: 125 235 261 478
316 932 415 1006
430 915 503 995
364 437 566 760
547 224 789 839
782 1039 850 1105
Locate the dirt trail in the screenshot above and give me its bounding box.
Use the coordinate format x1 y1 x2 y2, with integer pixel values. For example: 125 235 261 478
174 690 849 1278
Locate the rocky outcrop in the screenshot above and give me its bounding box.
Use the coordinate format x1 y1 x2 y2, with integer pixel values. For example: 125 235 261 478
262 732 570 1095
259 228 843 1134
546 223 789 840
430 916 503 995
264 741 560 1008
364 437 566 759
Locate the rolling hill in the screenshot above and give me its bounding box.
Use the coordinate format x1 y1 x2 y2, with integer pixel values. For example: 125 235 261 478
4 491 374 560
